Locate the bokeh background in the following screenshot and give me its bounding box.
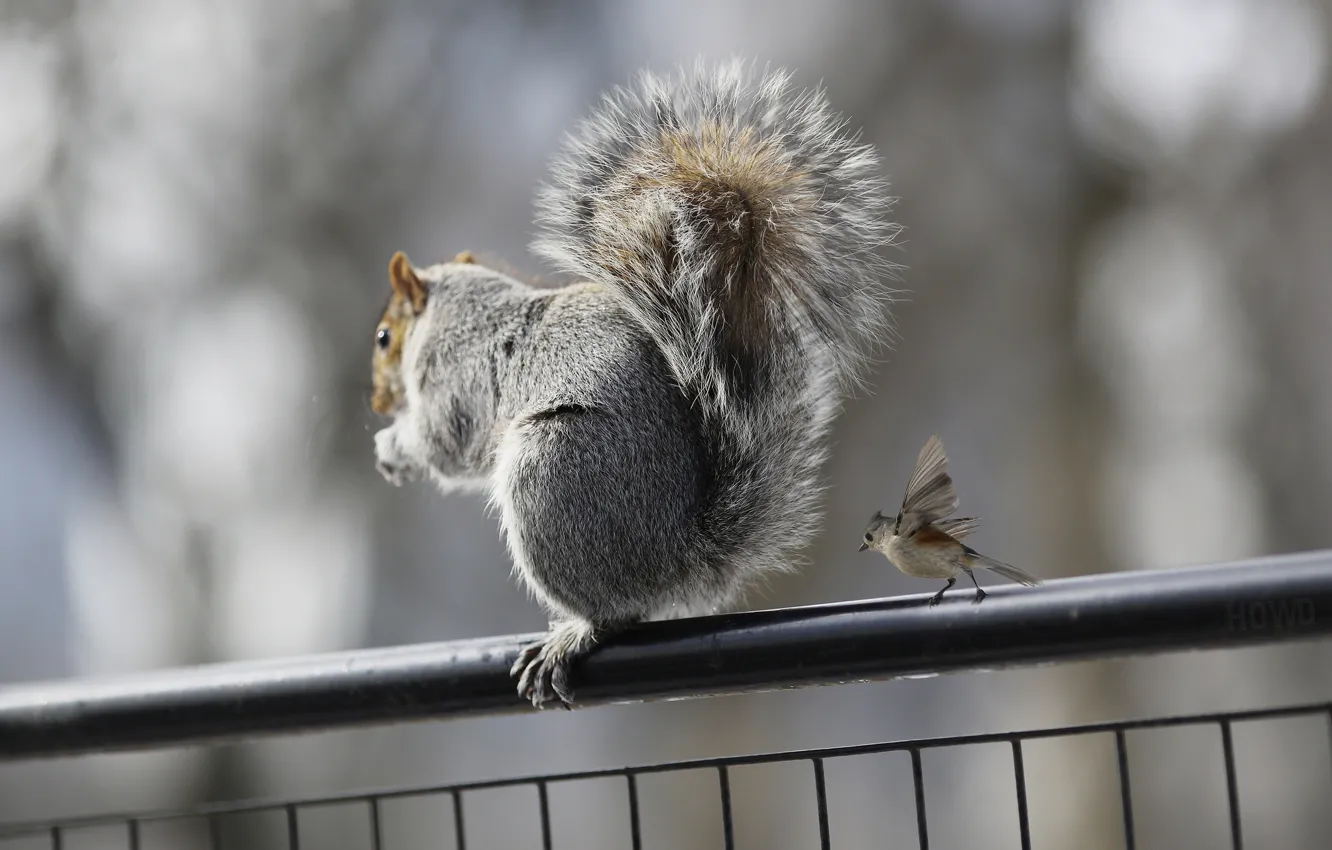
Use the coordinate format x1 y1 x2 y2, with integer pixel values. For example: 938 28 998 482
3 0 1332 847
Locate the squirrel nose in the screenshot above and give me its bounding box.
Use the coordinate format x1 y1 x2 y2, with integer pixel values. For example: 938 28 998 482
858 541 868 552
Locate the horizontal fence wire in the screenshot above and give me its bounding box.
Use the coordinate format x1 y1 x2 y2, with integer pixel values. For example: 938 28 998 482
1 700 1330 847
2 550 1331 761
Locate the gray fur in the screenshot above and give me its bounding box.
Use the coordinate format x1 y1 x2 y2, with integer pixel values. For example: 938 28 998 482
374 61 897 707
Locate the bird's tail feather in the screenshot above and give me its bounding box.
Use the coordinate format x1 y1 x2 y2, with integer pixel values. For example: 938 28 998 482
966 550 1042 587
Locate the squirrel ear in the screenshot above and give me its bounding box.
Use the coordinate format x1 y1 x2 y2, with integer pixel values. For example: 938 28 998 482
389 251 428 314
453 250 476 264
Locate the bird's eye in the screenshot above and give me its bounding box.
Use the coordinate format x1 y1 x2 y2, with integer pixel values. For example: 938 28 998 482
864 533 873 542
376 327 391 350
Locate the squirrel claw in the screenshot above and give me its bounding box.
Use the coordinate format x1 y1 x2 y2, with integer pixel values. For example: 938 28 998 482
510 642 541 680
512 642 562 709
510 620 597 710
513 642 569 709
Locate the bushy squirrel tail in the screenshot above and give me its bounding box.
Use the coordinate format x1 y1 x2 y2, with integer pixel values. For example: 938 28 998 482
533 60 898 577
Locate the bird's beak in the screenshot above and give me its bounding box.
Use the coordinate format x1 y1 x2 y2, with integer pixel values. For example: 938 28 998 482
858 542 868 552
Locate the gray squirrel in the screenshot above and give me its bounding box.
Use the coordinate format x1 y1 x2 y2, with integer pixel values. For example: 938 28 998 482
370 60 897 709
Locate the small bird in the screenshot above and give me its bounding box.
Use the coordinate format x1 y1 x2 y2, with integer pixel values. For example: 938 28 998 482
860 435 1042 605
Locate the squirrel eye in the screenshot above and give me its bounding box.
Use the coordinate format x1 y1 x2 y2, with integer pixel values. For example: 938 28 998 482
376 327 391 350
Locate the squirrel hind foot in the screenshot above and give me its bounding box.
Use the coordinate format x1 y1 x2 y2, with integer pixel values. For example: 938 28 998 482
511 618 600 709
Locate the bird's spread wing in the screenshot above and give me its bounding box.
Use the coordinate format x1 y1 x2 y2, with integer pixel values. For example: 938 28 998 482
898 435 960 525
934 516 980 541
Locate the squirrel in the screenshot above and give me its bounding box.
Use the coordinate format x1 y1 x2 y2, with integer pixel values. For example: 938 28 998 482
370 60 897 709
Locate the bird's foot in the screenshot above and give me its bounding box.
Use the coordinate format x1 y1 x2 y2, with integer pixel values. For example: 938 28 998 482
928 578 956 607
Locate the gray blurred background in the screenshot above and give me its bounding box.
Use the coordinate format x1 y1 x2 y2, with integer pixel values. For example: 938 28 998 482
2 0 1332 847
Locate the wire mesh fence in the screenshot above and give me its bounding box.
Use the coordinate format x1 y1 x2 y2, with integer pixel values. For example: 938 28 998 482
2 551 1332 849
3 701 1331 849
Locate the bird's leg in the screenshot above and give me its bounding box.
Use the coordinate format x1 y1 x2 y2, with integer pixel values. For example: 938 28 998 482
965 569 986 604
928 577 956 607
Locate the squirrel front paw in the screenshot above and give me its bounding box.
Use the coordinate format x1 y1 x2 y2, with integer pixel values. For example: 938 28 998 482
374 426 419 487
376 456 413 487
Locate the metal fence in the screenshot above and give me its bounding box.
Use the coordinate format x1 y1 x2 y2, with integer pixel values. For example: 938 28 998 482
2 550 1332 848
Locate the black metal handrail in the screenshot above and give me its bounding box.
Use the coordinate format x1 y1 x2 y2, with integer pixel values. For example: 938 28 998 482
2 549 1330 761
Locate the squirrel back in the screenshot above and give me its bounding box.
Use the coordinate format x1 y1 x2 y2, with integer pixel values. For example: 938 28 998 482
531 61 897 581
